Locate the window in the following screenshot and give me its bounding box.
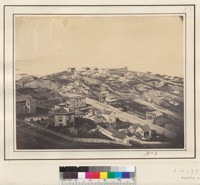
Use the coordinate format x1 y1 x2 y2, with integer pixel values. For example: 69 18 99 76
58 116 63 122
27 107 30 113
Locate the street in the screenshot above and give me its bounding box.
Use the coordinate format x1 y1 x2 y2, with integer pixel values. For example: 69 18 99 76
86 97 177 139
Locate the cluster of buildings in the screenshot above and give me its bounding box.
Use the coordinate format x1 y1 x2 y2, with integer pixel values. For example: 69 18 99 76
67 67 110 77
118 123 152 140
99 91 117 105
16 66 176 144
163 75 183 82
97 121 153 143
16 94 87 127
16 92 165 127
85 110 154 142
146 110 164 126
85 109 116 126
67 66 136 79
16 91 167 143
48 95 88 127
147 80 165 88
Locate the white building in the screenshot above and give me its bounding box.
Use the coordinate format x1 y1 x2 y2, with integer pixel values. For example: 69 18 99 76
67 67 76 73
49 107 75 127
68 96 86 110
101 110 116 124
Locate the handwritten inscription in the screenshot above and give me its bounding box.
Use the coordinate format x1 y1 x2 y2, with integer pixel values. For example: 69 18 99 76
174 168 200 181
144 151 157 156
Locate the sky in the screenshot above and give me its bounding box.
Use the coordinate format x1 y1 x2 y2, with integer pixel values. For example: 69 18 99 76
15 15 184 78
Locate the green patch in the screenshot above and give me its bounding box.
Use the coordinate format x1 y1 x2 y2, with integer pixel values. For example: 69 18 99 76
108 172 115 179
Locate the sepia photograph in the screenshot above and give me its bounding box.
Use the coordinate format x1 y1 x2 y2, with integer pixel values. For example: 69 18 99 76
15 15 184 150
1 2 198 185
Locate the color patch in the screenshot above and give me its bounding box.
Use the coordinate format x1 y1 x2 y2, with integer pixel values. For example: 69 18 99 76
93 172 100 179
60 166 136 181
122 172 130 178
86 172 93 179
126 166 136 172
80 167 89 172
100 172 107 179
130 172 135 178
63 172 78 179
115 172 122 178
78 172 85 179
108 172 115 179
71 172 78 179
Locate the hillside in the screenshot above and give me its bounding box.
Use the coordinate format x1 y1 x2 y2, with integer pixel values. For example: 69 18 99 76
24 79 60 91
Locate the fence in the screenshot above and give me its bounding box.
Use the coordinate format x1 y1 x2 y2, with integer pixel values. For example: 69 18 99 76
26 122 131 146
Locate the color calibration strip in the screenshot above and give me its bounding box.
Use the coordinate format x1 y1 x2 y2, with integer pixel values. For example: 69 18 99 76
59 166 136 184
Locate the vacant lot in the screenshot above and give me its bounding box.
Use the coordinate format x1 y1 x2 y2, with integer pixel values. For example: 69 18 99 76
16 126 130 149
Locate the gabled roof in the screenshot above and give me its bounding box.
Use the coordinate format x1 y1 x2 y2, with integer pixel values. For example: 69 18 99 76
114 131 127 140
106 127 127 140
131 124 141 130
116 123 142 131
93 115 106 124
57 107 69 114
134 124 151 132
106 127 116 133
52 107 73 115
117 124 131 130
141 124 151 132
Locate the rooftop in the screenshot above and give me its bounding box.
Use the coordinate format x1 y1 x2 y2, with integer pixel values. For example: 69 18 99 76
93 115 106 124
100 91 109 94
101 110 113 115
88 107 100 112
70 95 86 99
16 95 33 102
106 127 127 140
148 110 163 117
114 130 127 140
131 124 141 130
141 124 151 132
52 107 74 115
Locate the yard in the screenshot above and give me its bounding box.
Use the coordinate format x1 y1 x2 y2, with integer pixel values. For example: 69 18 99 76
17 125 130 149
113 99 154 114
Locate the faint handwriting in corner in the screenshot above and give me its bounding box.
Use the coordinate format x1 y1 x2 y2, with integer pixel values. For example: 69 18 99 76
174 168 200 181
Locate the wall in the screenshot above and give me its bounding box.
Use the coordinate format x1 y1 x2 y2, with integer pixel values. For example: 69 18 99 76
54 114 75 126
16 101 26 114
70 97 86 109
30 100 37 115
24 116 49 122
54 115 67 126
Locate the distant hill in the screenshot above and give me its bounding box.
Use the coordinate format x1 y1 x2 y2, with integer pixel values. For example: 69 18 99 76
17 75 38 83
24 79 60 91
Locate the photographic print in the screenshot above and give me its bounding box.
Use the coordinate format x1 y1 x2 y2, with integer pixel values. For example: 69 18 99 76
15 15 184 150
